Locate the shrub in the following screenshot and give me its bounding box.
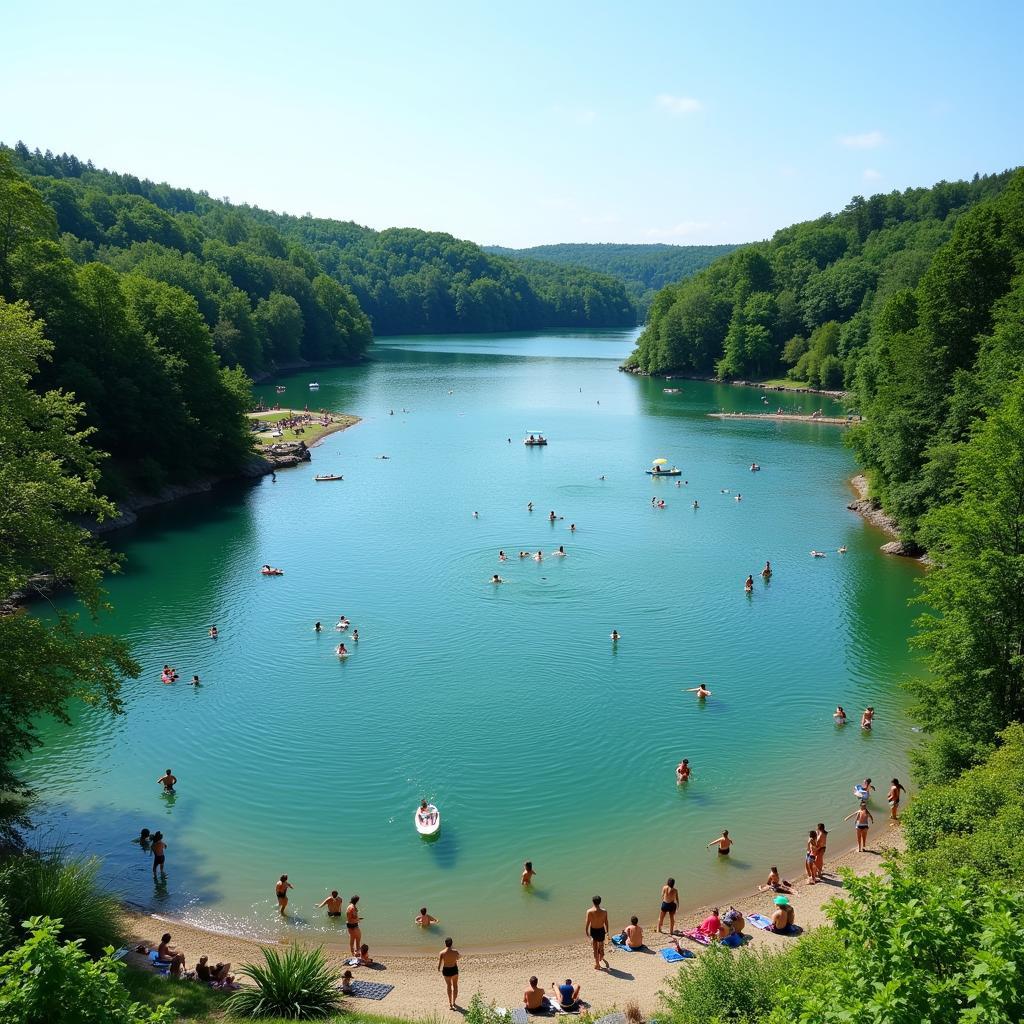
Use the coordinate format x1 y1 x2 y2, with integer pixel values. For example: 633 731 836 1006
0 915 173 1024
465 993 512 1024
225 945 341 1019
0 849 124 956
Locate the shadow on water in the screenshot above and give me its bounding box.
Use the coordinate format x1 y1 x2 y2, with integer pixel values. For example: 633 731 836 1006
424 825 458 869
27 799 225 922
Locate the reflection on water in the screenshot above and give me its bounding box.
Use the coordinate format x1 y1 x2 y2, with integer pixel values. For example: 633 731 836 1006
25 328 921 946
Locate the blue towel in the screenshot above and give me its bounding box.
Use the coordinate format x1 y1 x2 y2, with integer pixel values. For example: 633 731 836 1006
748 913 773 930
610 935 643 951
659 947 694 962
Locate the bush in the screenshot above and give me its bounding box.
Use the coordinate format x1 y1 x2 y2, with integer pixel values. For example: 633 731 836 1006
225 945 341 1019
904 723 1024 885
0 849 124 956
0 915 174 1024
465 993 512 1024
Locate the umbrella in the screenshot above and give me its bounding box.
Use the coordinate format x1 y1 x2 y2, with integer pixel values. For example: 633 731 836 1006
652 458 669 465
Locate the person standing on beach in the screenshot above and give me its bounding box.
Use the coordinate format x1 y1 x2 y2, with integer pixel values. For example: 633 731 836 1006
151 831 166 878
804 830 818 883
844 804 874 852
346 895 362 953
438 937 460 1010
657 878 679 933
814 823 828 879
585 896 609 970
888 778 907 820
275 875 293 915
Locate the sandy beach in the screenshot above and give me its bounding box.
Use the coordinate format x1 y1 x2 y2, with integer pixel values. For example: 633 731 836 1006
122 830 904 1019
707 412 852 425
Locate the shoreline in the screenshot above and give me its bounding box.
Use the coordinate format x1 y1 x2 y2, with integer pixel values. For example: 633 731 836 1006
708 411 852 425
618 365 848 400
120 832 904 1018
846 475 926 561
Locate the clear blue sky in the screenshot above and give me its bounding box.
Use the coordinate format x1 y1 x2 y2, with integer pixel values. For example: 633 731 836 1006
5 1 1022 247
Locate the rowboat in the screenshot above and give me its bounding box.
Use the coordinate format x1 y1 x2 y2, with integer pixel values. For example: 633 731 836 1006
415 803 441 836
314 474 343 482
646 457 682 477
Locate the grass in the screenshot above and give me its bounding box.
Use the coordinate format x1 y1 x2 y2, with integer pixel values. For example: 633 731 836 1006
750 376 810 389
248 410 358 448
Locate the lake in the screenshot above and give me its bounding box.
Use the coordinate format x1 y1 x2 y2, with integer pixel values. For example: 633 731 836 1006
25 328 922 948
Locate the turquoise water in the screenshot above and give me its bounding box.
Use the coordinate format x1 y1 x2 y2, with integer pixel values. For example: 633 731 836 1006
26 328 922 949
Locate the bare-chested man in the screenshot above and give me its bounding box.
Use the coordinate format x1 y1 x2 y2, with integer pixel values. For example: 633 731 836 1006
438 937 460 1010
585 896 609 970
346 895 362 953
707 830 733 856
524 976 552 1015
657 878 679 933
758 866 794 894
317 890 343 917
622 915 644 950
156 769 177 793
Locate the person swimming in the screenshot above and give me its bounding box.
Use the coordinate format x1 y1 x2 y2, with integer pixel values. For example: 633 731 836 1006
534 550 543 561
491 574 503 584
834 705 847 724
554 545 566 556
761 561 772 579
352 628 359 642
314 621 322 632
686 684 712 699
519 551 528 558
189 674 201 687
811 550 826 557
735 494 742 501
692 500 699 509
838 545 848 553
861 706 875 730
527 502 533 512
336 643 349 657
745 574 754 592
610 630 620 641
415 906 439 926
208 625 218 639
707 830 733 856
676 759 690 781
570 523 576 532
498 550 507 560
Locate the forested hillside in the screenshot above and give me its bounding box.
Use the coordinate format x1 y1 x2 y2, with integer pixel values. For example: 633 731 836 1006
7 144 636 345
485 242 736 314
626 171 1016 389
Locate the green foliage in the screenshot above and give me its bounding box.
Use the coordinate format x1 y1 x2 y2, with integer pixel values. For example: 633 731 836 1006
0 851 125 957
628 170 1016 384
903 724 1024 884
464 993 512 1024
905 373 1024 769
0 916 174 1024
0 300 138 841
119 966 229 1022
484 242 738 314
770 867 1024 1024
225 945 341 1019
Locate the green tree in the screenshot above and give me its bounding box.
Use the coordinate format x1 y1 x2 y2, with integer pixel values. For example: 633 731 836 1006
0 916 173 1024
0 300 138 843
0 152 56 296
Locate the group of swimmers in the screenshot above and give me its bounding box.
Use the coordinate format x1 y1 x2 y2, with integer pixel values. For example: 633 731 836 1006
311 614 359 656
487 507 576 583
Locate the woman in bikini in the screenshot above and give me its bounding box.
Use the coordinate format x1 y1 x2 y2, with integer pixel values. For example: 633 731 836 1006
844 803 874 852
804 830 818 883
346 895 362 954
275 875 293 915
888 778 907 820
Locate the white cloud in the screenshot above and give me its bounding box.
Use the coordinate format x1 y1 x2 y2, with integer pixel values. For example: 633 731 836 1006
839 130 884 149
646 220 711 239
862 168 882 181
655 94 702 115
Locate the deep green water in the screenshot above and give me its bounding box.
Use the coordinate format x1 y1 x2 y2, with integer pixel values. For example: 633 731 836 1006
26 328 922 948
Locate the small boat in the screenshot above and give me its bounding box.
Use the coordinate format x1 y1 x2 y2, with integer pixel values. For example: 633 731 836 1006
314 473 343 482
523 429 548 446
309 381 320 390
663 388 681 394
646 457 682 477
260 565 285 576
415 803 441 836
275 386 286 394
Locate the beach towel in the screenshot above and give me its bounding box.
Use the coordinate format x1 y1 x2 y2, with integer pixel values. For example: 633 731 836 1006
610 934 644 951
720 931 744 948
681 928 712 946
659 947 694 962
747 914 774 931
346 980 394 1000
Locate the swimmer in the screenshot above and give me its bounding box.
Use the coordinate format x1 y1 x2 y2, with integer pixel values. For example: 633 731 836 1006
745 574 754 592
534 550 543 561
519 551 528 558
499 550 507 561
189 674 201 687
318 890 344 917
686 684 712 699
208 625 218 639
336 643 349 657
721 488 729 494
276 875 293 915
707 830 733 856
692 500 699 509
473 511 479 518
491 575 503 584
838 545 848 554
610 630 620 641
811 550 826 558
833 705 847 724
658 500 666 509
553 545 566 556
887 778 907 820
335 617 349 631
352 628 359 642
415 906 439 926
761 561 772 579
735 494 742 501
599 475 606 480
861 706 875 730
549 510 558 521
314 621 322 632
521 861 536 886
527 502 534 512
156 769 177 793
570 523 576 532
676 758 690 782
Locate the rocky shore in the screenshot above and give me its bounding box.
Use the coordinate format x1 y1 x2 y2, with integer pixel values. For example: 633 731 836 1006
847 475 925 559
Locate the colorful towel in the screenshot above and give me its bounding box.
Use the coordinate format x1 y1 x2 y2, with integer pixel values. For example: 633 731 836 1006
659 947 694 962
681 928 712 945
747 914 774 931
347 980 394 1000
610 934 643 951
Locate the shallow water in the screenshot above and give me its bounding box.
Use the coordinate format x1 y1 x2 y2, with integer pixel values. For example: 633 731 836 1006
26 328 921 948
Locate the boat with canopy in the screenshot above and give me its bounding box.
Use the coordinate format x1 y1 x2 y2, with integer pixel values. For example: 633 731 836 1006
646 457 682 477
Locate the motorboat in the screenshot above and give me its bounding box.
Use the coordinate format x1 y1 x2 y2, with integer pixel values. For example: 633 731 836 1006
523 430 548 446
309 381 320 390
314 473 343 482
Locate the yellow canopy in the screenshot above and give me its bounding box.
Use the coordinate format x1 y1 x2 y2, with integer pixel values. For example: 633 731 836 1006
652 458 669 465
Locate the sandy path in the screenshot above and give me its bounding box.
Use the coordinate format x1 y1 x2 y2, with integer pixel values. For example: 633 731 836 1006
123 829 903 1019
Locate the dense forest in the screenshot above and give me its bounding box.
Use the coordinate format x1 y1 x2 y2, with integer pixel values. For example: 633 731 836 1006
6 143 636 346
485 242 736 315
626 171 1017 391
